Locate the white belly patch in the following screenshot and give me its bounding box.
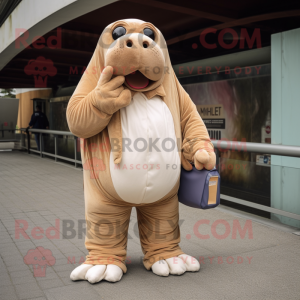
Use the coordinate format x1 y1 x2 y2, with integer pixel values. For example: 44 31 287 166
110 92 180 204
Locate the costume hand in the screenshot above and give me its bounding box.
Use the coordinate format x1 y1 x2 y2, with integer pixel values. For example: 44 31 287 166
95 66 131 114
194 149 216 171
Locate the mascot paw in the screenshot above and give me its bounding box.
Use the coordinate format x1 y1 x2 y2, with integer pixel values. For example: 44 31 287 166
194 149 216 171
151 254 200 277
70 264 123 284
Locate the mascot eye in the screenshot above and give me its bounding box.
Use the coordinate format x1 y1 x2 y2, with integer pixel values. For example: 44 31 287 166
143 28 155 40
112 26 126 40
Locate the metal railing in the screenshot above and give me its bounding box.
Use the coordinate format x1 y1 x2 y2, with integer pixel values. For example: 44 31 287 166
212 140 300 158
212 140 300 221
0 129 21 141
19 128 300 221
20 128 82 168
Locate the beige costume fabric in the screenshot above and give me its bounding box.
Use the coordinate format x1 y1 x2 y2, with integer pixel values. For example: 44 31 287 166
67 19 215 273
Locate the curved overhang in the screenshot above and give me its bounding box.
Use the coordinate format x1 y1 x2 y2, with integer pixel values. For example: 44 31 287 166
0 0 117 71
1 0 300 89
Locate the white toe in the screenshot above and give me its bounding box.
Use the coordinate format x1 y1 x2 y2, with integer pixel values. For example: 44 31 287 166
70 264 93 281
166 256 187 275
104 265 123 282
179 254 200 272
85 265 107 284
152 260 170 277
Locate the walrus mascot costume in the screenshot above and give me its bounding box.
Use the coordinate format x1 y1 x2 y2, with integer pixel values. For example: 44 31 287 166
67 19 215 284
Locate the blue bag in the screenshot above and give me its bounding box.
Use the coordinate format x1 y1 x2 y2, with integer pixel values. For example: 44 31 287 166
178 165 221 209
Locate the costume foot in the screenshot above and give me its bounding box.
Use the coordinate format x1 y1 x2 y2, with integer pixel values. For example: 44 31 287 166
70 264 123 283
70 264 93 280
103 264 123 282
85 265 106 283
151 254 200 277
178 254 201 272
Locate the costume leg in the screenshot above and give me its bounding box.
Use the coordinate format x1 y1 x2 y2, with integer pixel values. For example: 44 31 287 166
136 194 184 269
136 194 200 276
70 182 132 283
84 194 132 273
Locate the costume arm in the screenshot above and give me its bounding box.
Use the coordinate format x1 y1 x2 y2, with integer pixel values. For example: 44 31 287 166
67 47 131 139
176 77 215 169
66 50 112 139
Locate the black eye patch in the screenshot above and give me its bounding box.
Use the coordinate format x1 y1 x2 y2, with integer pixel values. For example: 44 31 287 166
143 28 155 40
112 26 126 40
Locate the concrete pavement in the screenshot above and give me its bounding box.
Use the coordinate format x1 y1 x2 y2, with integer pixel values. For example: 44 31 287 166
1 151 300 300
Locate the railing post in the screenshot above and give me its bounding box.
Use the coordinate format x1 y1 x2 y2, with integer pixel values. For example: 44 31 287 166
54 135 57 162
26 129 30 154
40 133 42 157
74 136 77 168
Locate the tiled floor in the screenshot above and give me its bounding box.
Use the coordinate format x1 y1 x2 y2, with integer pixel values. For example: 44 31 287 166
1 151 300 300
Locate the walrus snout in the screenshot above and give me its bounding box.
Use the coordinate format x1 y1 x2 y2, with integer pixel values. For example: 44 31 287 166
105 33 165 83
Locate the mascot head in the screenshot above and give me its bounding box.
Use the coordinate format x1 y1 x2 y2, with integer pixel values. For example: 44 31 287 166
96 19 170 92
